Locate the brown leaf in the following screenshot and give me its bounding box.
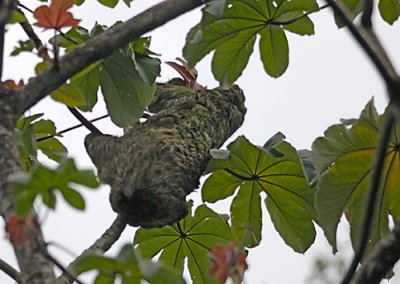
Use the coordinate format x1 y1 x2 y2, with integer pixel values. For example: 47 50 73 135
33 0 80 30
3 79 24 90
209 241 248 284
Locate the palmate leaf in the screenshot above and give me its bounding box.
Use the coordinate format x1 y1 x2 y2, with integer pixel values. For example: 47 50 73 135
10 158 99 215
313 99 400 255
134 201 233 284
203 135 316 252
183 0 319 85
15 114 68 168
75 244 184 284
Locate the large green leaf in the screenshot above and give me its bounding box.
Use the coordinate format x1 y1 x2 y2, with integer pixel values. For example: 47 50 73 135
10 158 99 215
100 51 156 127
134 202 233 284
183 0 319 84
313 99 400 254
75 244 184 284
203 135 315 252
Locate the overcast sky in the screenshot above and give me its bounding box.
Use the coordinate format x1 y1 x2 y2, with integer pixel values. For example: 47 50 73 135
1 0 400 283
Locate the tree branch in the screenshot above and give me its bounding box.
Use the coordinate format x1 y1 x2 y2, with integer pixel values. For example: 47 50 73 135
10 0 209 116
0 258 23 284
350 220 400 284
0 0 13 81
56 215 127 284
324 0 400 99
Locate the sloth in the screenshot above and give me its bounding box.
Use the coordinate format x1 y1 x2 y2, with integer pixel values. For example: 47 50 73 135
84 59 246 228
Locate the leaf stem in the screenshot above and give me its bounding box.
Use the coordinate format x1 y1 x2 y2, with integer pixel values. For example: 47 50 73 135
56 215 127 284
341 110 395 284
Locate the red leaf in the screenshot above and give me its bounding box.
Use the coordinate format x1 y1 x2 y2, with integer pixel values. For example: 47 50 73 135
33 0 80 30
209 241 248 284
3 79 24 90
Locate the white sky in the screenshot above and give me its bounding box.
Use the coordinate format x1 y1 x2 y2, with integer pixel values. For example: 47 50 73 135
1 0 400 283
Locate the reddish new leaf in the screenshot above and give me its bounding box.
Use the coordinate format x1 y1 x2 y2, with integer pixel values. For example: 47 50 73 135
3 79 24 90
34 0 80 30
209 241 248 284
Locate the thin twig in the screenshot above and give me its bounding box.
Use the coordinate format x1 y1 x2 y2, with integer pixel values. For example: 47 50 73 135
340 111 395 284
45 253 85 284
325 0 400 96
37 114 109 142
0 258 23 284
67 108 103 135
56 215 127 284
350 220 400 284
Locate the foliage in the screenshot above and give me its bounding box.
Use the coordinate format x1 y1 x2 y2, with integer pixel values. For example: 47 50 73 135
313 100 400 256
134 201 235 283
203 135 315 252
75 244 185 283
10 158 99 215
2 0 400 283
183 0 319 86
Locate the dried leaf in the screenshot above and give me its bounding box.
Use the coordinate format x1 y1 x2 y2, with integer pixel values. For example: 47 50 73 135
34 0 80 30
209 241 248 284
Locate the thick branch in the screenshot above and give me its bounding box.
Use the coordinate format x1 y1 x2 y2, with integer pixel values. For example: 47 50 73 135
56 215 126 284
0 258 23 284
11 0 208 116
350 221 400 284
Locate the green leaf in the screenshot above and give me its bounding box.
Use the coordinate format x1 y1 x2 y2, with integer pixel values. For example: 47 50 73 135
183 0 318 84
132 53 161 85
259 26 289 77
76 244 184 283
15 115 42 170
52 26 90 51
11 40 35 56
202 171 243 202
100 51 155 127
203 136 315 252
51 84 87 108
97 0 119 8
334 0 363 27
134 202 232 283
379 0 400 24
33 119 68 162
10 158 99 215
72 63 100 111
211 32 256 87
313 99 400 255
8 10 27 24
129 37 159 56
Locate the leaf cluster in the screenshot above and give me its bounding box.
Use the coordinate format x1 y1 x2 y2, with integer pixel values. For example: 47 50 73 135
183 0 319 86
